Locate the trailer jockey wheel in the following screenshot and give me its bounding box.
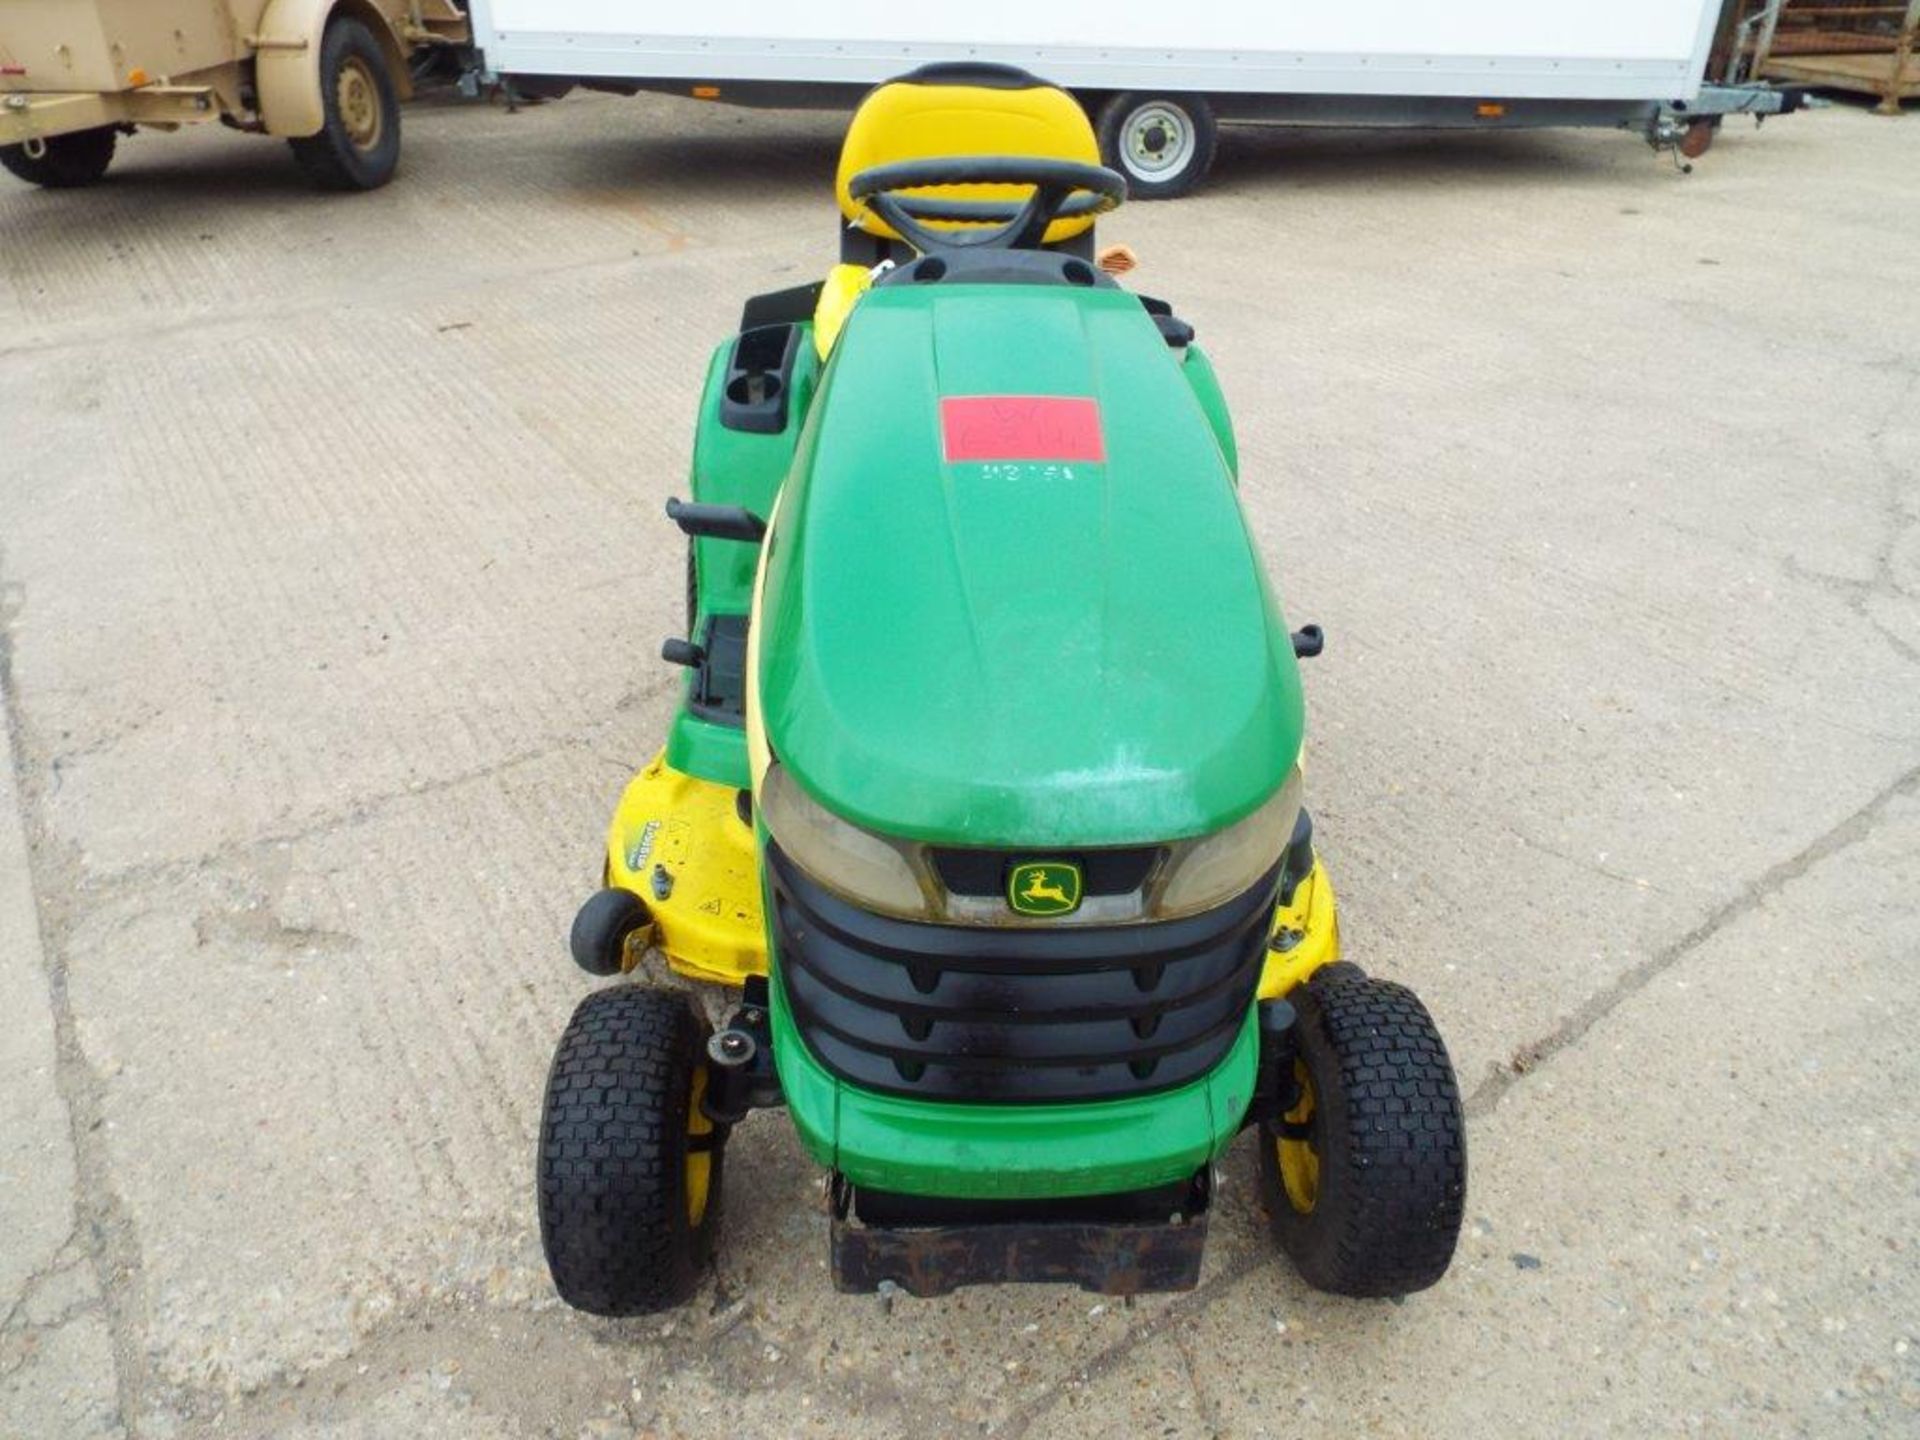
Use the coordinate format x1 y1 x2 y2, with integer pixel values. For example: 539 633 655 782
1679 117 1718 161
289 16 402 191
1095 92 1218 200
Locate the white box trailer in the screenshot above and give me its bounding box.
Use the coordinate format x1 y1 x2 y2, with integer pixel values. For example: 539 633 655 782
465 0 1800 196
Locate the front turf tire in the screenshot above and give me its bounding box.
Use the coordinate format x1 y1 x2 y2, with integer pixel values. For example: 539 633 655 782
538 986 724 1315
1 128 117 189
288 16 402 191
1258 968 1466 1297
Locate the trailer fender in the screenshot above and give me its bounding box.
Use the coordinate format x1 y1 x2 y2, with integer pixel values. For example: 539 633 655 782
256 0 413 139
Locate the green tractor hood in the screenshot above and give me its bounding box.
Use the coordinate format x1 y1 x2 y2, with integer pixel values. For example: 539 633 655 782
757 282 1304 846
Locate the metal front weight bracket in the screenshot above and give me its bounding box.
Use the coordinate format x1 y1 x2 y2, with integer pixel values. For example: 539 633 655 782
701 977 784 1124
1254 998 1301 1125
828 1171 1212 1298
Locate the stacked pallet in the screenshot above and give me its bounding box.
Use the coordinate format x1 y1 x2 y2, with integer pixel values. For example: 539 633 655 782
1738 0 1920 112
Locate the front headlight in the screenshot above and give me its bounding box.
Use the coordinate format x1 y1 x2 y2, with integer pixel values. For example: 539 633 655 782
1152 768 1303 918
760 762 930 917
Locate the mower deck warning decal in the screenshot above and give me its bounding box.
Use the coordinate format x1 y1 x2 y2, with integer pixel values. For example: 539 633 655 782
941 396 1105 464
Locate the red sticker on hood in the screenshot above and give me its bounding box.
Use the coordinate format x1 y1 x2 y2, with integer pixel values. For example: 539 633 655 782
940 396 1105 464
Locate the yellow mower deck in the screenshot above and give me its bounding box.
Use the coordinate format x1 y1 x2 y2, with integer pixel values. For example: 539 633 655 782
609 757 1340 994
606 753 766 987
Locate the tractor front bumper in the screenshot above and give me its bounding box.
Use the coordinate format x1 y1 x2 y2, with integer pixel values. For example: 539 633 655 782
827 1170 1213 1298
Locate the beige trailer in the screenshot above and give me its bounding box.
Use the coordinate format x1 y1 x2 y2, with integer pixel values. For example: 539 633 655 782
0 0 467 190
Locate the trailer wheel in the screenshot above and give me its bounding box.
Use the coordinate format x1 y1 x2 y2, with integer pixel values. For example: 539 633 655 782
1 128 118 189
289 16 402 192
1095 93 1217 200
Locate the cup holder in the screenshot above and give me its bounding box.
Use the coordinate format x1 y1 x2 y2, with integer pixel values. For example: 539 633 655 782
720 323 801 434
726 371 783 408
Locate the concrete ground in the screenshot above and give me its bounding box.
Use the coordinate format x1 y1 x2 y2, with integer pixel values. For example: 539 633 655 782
2 91 1917 1440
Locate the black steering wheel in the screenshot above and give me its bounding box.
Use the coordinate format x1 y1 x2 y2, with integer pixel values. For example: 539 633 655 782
846 156 1127 254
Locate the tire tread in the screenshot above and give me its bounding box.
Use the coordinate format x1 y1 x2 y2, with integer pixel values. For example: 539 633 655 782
1263 970 1465 1296
287 17 401 192
537 986 718 1315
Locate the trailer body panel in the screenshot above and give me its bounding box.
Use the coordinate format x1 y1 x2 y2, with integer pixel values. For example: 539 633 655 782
0 1 256 95
471 0 1728 103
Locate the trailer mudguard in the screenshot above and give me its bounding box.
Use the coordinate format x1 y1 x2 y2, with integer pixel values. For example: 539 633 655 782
256 0 412 139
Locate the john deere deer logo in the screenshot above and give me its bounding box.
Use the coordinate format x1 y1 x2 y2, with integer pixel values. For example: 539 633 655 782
1008 861 1083 917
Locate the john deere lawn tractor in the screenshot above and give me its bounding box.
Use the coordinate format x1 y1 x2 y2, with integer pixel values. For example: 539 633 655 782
537 63 1466 1312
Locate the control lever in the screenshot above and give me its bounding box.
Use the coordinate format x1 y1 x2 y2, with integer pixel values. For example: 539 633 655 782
666 496 766 543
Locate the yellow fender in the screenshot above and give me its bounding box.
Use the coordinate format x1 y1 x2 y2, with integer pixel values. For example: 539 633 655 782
255 0 412 139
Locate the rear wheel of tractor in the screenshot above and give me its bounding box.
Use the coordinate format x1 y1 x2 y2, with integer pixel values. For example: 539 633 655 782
288 17 402 192
1094 92 1217 200
1258 969 1466 1296
538 986 724 1315
1 127 117 189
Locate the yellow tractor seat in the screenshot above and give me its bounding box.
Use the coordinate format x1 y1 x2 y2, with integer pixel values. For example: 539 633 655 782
815 64 1103 358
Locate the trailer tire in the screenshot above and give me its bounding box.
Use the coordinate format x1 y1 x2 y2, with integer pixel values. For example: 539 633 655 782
1 127 118 189
1095 93 1217 200
288 16 402 192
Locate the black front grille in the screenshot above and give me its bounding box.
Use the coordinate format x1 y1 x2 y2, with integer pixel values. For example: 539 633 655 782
768 844 1276 1103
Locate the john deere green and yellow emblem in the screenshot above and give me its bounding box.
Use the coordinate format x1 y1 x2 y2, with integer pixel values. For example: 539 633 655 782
1008 861 1083 917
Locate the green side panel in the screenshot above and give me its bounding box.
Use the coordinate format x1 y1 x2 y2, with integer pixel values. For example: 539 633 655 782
1181 343 1239 481
664 712 749 790
667 323 819 791
757 284 1303 847
771 959 1259 1199
688 326 820 621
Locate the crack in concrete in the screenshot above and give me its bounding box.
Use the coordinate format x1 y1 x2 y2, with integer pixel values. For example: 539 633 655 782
167 1280 947 1440
74 725 614 896
0 564 151 1436
1779 370 1920 667
1499 821 1660 892
1464 757 1920 1119
0 1291 109 1382
995 1266 1255 1440
0 1229 83 1339
1171 1329 1225 1438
